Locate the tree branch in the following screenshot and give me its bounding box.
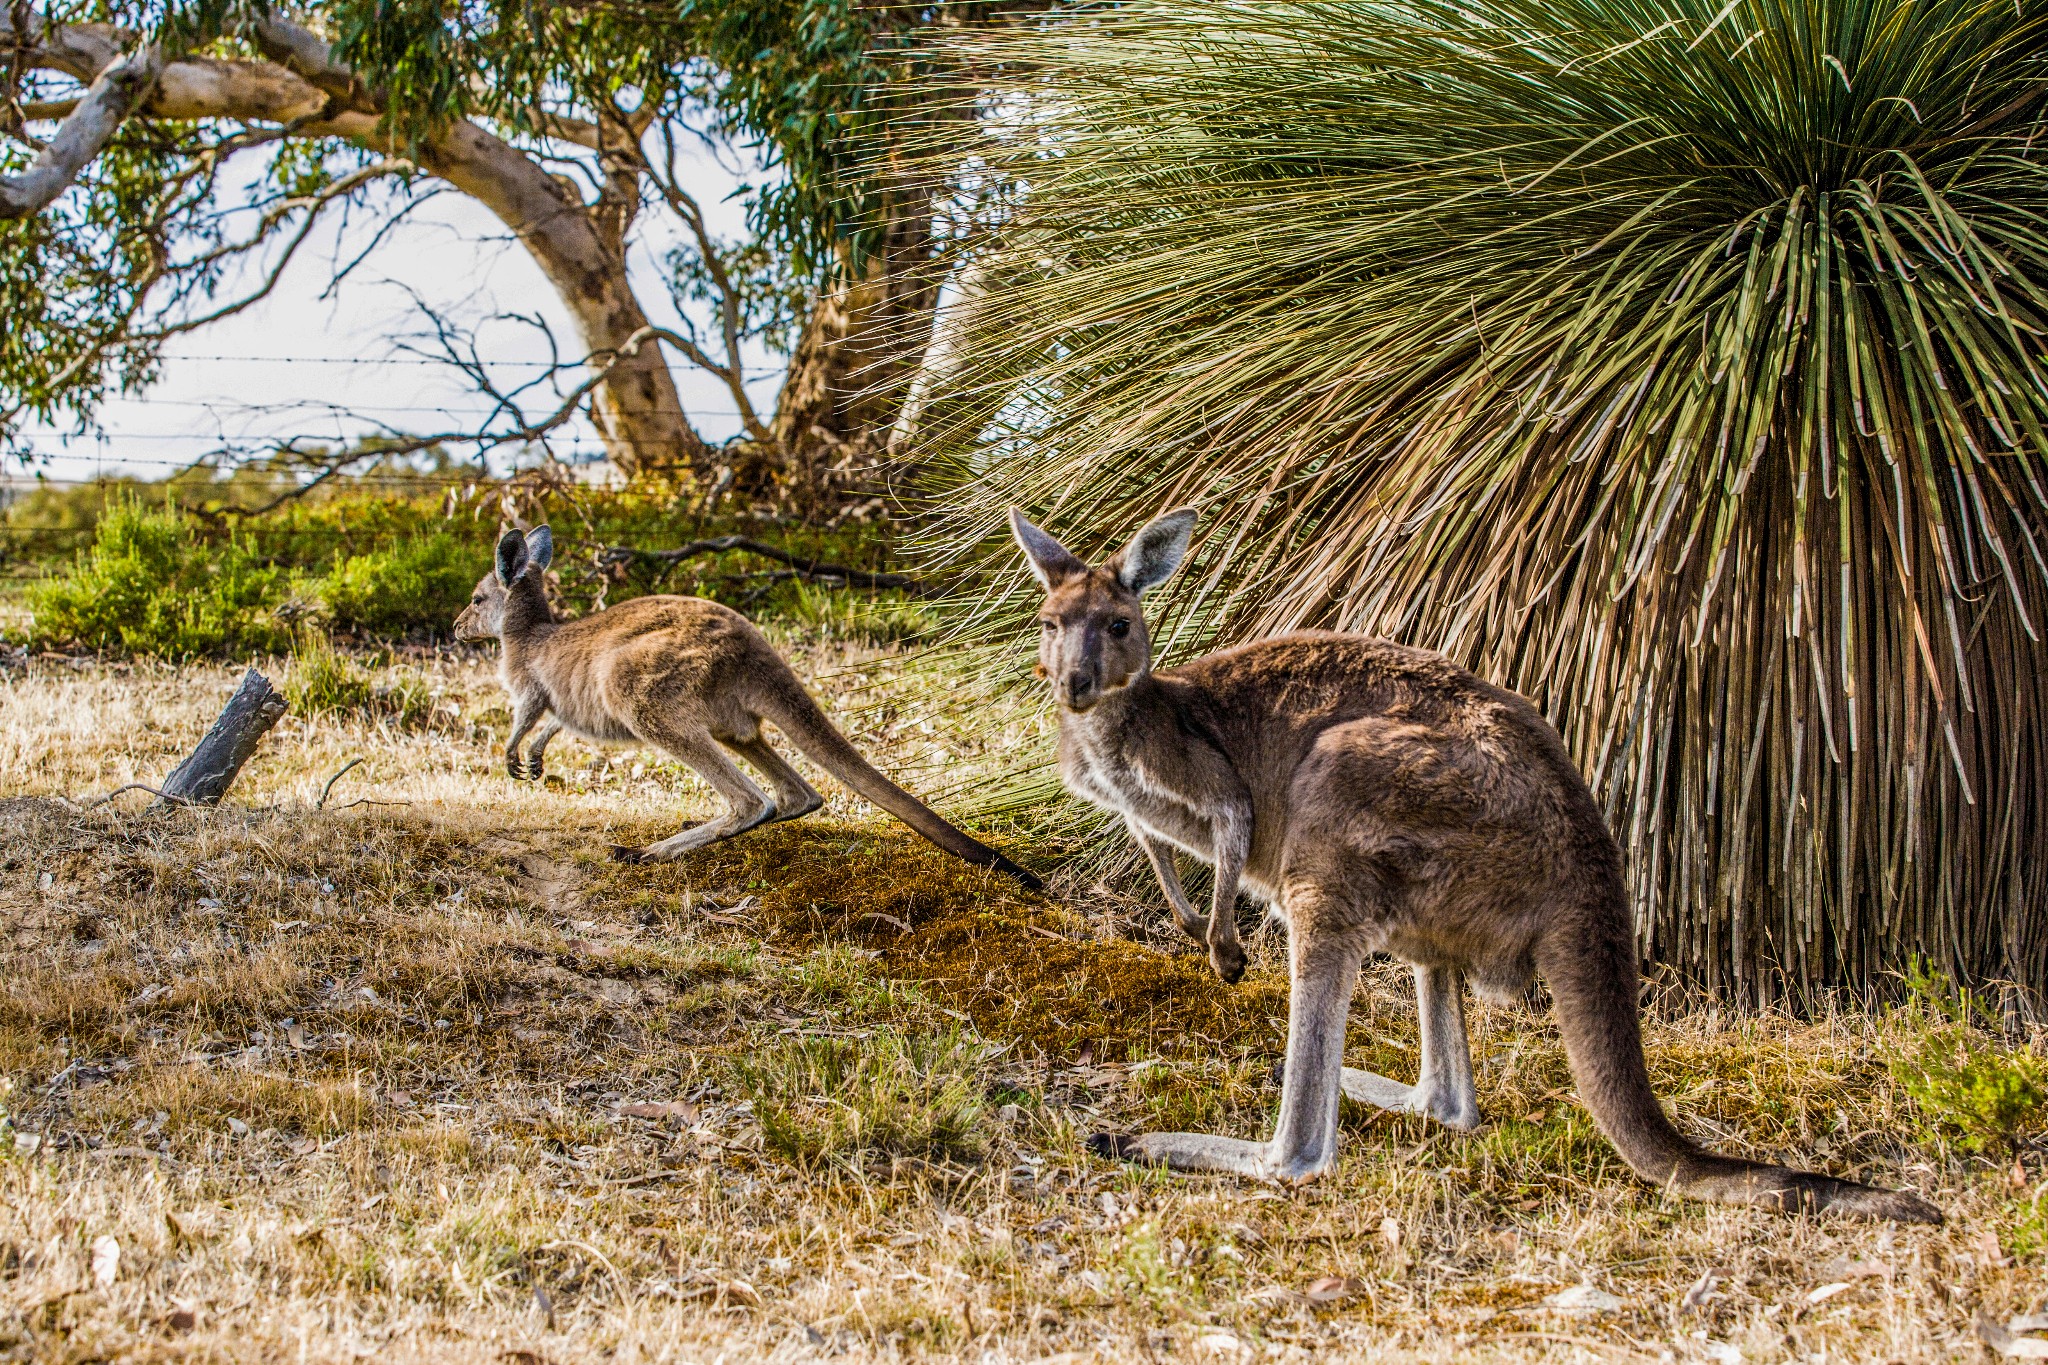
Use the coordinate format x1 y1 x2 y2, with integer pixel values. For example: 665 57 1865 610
589 536 925 594
0 41 159 217
1 6 709 472
649 120 772 443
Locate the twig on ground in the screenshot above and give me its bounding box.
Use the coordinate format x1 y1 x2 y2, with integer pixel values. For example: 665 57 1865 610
71 782 196 810
316 758 365 809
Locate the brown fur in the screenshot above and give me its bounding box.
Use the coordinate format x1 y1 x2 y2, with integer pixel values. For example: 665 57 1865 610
1012 507 1938 1222
455 526 1038 887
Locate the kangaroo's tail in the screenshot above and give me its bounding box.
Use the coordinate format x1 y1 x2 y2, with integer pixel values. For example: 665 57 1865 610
1536 873 1939 1224
755 683 1042 891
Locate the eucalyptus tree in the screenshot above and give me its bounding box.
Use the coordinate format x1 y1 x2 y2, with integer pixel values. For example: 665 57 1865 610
911 0 2048 1000
0 0 1008 494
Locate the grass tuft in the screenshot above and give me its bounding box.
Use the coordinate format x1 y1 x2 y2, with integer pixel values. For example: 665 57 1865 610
735 1027 990 1173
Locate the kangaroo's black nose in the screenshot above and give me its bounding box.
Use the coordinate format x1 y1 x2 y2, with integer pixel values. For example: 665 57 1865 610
1066 671 1095 702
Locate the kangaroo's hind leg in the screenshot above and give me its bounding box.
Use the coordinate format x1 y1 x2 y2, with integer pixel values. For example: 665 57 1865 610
1339 965 1481 1129
722 731 824 823
1093 910 1364 1182
611 726 777 863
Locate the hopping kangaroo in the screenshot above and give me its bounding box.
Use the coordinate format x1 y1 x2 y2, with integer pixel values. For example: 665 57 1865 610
455 525 1038 887
1011 506 1938 1222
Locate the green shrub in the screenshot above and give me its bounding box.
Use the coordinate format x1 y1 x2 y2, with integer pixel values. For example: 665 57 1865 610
734 1028 988 1173
318 533 481 638
28 504 289 658
1891 962 2048 1155
285 633 438 728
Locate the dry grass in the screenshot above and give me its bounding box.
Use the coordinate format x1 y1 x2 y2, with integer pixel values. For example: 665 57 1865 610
1 645 2044 1363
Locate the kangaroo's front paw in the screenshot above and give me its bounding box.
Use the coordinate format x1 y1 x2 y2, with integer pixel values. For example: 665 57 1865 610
1210 940 1247 985
609 844 650 865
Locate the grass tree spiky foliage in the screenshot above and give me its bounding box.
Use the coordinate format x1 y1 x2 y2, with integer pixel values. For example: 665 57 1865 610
909 0 2048 1004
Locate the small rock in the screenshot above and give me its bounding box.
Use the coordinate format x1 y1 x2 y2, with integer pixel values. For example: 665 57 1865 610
91 1235 120 1287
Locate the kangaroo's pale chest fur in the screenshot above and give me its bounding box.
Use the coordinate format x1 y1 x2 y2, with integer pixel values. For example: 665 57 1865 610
501 646 635 744
1060 699 1227 864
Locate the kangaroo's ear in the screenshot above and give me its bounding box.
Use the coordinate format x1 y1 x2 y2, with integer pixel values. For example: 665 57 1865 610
1110 506 1198 595
495 529 529 587
1009 508 1085 589
525 525 554 573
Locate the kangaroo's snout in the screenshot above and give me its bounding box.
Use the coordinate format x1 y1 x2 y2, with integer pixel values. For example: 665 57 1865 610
1062 668 1100 710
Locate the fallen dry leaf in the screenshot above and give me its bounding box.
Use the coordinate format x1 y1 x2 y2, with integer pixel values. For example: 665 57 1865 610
1805 1281 1853 1306
617 1100 699 1123
1977 1312 2048 1360
1818 1257 1891 1282
1306 1275 1363 1304
1546 1283 1625 1312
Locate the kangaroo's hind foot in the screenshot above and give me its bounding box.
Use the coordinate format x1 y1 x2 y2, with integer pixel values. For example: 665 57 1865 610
608 726 779 863
1092 927 1364 1185
1337 966 1481 1130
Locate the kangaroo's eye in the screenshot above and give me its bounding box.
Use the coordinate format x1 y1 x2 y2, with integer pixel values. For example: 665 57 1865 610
1109 619 1131 638
1039 619 1056 632
471 596 483 605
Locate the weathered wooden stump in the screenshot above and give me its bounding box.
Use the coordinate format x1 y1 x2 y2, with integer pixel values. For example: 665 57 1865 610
157 668 289 806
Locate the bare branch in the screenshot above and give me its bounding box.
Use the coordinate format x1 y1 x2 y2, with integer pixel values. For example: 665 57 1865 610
649 119 771 442
220 322 687 496
587 536 926 594
133 157 413 340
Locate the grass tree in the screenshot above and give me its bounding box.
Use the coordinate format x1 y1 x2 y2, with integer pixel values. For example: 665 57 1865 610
910 0 2048 1003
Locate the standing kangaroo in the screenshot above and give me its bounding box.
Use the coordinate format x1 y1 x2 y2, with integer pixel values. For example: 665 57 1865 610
455 525 1038 888
1011 506 1938 1222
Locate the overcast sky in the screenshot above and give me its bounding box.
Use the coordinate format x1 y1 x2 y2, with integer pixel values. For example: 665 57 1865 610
9 131 783 487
